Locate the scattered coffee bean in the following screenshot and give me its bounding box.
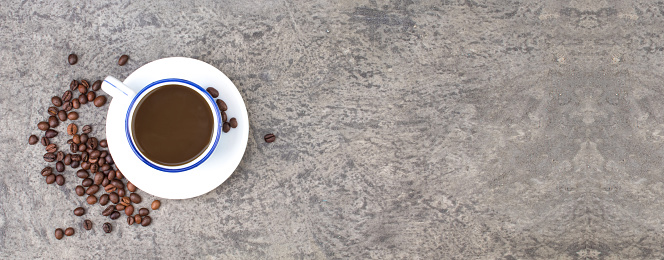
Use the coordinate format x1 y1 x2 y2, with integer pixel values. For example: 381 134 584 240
104 184 116 193
86 195 97 205
62 90 73 102
89 150 100 159
41 167 53 176
56 161 64 172
117 188 126 197
85 184 99 195
103 222 112 233
48 116 59 128
111 179 124 189
87 91 96 102
63 102 73 112
129 193 142 204
118 55 129 66
81 178 93 187
64 154 72 165
99 194 109 205
41 137 50 147
55 175 65 185
70 80 79 90
46 143 57 153
75 185 85 196
81 162 90 171
134 215 142 224
83 220 93 230
79 125 91 135
70 143 78 153
106 170 116 180
78 143 86 152
264 133 276 143
29 135 38 145
106 155 114 165
223 122 230 133
90 164 99 173
101 178 110 187
139 208 149 216
58 110 67 121
55 228 64 240
229 118 237 128
44 152 56 162
109 192 119 204
206 87 219 98
81 79 90 89
56 151 64 161
102 206 114 216
94 172 105 185
121 196 131 206
72 134 81 144
110 211 121 220
51 96 63 107
127 182 136 192
45 129 58 138
87 137 98 150
64 227 75 236
45 174 56 184
66 124 78 135
71 160 80 168
115 205 126 212
68 54 78 65
99 139 108 148
115 170 123 179
141 216 152 226
71 154 81 161
221 111 227 122
76 169 89 178
74 207 85 216
128 216 135 225
67 111 79 120
151 200 161 210
37 122 49 131
80 133 88 143
72 98 80 109
81 151 89 162
125 205 134 216
216 99 227 111
47 106 59 116
92 80 102 91
93 95 107 107
78 94 88 104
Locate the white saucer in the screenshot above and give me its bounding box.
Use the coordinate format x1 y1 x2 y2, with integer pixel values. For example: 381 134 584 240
104 57 249 199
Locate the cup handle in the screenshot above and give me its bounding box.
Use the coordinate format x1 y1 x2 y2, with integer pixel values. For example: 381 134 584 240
101 76 136 100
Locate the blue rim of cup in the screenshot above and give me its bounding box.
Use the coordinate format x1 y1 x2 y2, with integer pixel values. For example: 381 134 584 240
124 78 222 173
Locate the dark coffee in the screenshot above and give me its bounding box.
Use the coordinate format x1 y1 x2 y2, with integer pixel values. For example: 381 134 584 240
132 84 214 166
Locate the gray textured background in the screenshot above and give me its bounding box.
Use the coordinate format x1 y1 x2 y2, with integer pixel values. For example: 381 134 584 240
1 0 663 259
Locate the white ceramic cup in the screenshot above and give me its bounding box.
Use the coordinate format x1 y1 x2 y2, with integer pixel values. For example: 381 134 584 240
101 76 222 172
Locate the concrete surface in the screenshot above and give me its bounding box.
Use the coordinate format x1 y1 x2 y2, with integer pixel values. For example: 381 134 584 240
1 0 663 259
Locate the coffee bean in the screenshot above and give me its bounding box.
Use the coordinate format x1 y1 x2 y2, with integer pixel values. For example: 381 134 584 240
64 227 74 236
87 91 96 102
223 122 230 133
66 124 77 136
141 216 152 226
56 151 64 161
118 55 129 66
126 216 134 225
44 152 56 162
101 178 110 187
98 194 109 206
110 211 121 220
75 169 88 179
29 135 38 145
125 205 134 216
102 206 114 216
86 195 97 205
46 143 57 153
206 87 219 98
81 79 90 89
82 162 91 170
117 188 126 197
127 182 136 192
80 133 89 143
83 220 93 230
45 174 56 184
56 161 64 172
55 228 64 240
87 137 98 150
78 94 88 104
67 112 79 120
48 116 59 128
50 96 63 107
93 95 107 107
121 196 131 206
64 154 72 165
151 200 161 210
216 99 227 111
41 167 53 176
69 143 78 153
99 139 108 148
71 135 80 144
85 184 99 195
58 110 67 121
103 222 112 233
221 111 227 123
63 102 73 112
36 122 49 132
81 151 89 162
72 99 80 109
89 150 100 159
75 185 85 196
55 174 65 185
229 118 238 128
139 208 149 216
107 170 116 180
264 133 276 143
62 90 73 102
41 137 50 147
109 192 119 204
71 160 80 168
101 164 110 172
134 215 142 224
71 154 81 161
115 170 123 179
68 54 78 65
73 207 85 216
47 106 58 116
70 80 79 90
92 80 102 91
104 184 116 193
129 193 142 204
44 129 58 138
111 179 124 189
94 172 105 185
106 154 114 165
82 178 93 187
90 163 99 173
78 143 86 152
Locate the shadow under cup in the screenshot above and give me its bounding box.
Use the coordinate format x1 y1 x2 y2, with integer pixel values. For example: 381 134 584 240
125 79 221 172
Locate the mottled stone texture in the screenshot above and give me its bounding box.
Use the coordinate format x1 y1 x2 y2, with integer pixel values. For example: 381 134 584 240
2 0 664 259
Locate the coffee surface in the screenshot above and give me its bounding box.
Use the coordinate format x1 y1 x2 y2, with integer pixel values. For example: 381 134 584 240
132 84 213 166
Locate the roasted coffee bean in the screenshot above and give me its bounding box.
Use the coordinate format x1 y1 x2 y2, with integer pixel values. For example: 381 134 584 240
100 151 108 158
127 216 135 225
127 182 136 192
58 110 67 121
90 163 99 173
100 164 110 172
63 102 73 112
223 122 230 133
206 87 219 98
70 79 79 90
94 172 105 185
44 152 56 162
99 139 108 148
75 185 85 196
68 54 78 65
41 137 50 147
48 116 59 128
71 154 81 161
41 167 53 176
78 94 87 104
78 84 87 94
78 143 86 152
109 192 119 204
86 195 97 205
73 207 85 216
81 151 89 162
45 174 56 184
72 98 80 109
87 91 96 102
121 196 131 206
116 204 126 211
118 55 129 66
48 106 59 116
64 154 72 165
141 216 152 227
56 161 64 172
139 208 149 216
76 169 89 178
70 143 78 153
29 135 38 145
56 151 64 161
38 121 49 131
87 137 98 149
216 99 228 111
221 111 227 122
51 96 63 107
67 139 74 144
71 160 80 168
107 170 116 180
117 188 126 197
80 133 89 142
125 205 134 216
55 228 64 240
64 227 74 236
46 143 57 153
102 206 114 216
83 220 93 230
92 80 102 91
229 118 238 128
45 129 58 138
85 184 99 195
80 79 89 89
101 178 110 187
151 200 161 210
110 211 121 220
90 150 100 159
67 112 79 120
129 193 142 204
264 133 276 143
72 134 81 144
134 215 142 224
79 161 89 170
103 222 112 233
99 194 109 205
104 184 116 193
93 95 107 107
55 175 65 185
105 155 114 165
66 124 77 135
115 170 123 179
111 179 124 189
81 178 93 187
62 90 73 102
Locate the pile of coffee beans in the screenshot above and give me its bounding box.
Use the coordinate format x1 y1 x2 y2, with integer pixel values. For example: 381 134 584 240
205 87 239 133
29 53 161 240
